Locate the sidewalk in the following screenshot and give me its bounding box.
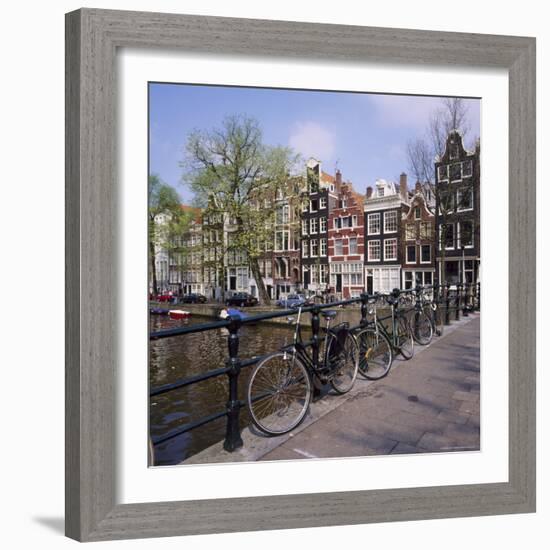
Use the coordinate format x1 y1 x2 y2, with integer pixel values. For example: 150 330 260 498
185 313 480 464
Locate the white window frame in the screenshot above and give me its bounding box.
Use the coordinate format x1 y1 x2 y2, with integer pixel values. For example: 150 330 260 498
320 238 327 257
405 223 416 241
310 239 318 257
367 240 381 262
438 164 448 182
320 217 327 233
352 214 358 227
334 238 343 256
349 236 358 255
310 199 318 213
367 213 380 235
457 188 474 212
406 244 416 264
301 219 308 236
384 211 398 233
462 160 473 178
319 196 327 209
384 238 398 261
441 224 455 250
420 244 431 264
458 220 475 249
414 207 421 220
309 217 318 234
302 241 309 258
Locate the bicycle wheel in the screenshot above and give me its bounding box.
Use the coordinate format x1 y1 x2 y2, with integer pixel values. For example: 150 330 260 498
327 331 359 394
356 328 393 380
412 310 433 345
247 352 312 436
397 315 414 360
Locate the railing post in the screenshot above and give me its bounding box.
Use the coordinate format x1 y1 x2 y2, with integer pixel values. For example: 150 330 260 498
476 281 481 311
463 283 470 316
224 315 243 452
444 282 451 325
360 292 369 326
310 305 322 400
455 283 462 321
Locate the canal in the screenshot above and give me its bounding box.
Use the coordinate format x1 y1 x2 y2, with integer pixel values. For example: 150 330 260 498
149 312 299 466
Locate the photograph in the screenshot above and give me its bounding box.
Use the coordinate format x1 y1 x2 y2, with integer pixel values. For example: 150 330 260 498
148 84 481 466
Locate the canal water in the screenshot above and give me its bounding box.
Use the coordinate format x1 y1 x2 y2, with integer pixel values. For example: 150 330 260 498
149 313 297 465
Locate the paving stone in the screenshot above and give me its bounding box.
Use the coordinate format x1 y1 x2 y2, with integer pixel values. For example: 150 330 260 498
459 400 480 415
452 390 479 402
437 409 470 425
261 446 308 461
416 432 457 451
390 442 421 455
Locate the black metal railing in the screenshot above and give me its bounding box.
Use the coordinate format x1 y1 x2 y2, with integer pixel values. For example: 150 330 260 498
149 282 480 458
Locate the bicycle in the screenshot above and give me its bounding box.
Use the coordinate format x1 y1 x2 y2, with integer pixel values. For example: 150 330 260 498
410 286 435 345
354 288 414 380
247 306 359 436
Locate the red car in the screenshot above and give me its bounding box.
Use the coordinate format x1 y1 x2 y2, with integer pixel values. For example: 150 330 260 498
155 293 174 303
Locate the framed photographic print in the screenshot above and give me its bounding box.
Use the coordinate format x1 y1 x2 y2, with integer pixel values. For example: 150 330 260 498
65 8 536 542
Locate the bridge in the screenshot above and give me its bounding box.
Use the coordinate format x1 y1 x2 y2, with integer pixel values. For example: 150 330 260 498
150 284 480 465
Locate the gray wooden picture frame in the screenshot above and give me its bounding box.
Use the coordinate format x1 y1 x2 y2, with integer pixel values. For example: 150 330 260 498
65 8 536 542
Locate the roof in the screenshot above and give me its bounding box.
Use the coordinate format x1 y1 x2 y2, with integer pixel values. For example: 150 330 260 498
180 204 202 223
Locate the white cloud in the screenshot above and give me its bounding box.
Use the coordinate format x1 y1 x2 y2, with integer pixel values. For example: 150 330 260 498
288 121 336 161
368 95 441 129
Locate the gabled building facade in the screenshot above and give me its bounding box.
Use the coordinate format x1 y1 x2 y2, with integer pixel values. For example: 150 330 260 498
434 131 480 285
401 182 436 289
328 181 365 299
364 174 409 293
300 158 339 296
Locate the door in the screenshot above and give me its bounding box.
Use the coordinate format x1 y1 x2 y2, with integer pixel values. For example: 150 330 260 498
336 274 342 293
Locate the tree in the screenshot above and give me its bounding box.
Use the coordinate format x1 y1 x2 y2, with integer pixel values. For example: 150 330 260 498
148 174 182 295
182 115 300 305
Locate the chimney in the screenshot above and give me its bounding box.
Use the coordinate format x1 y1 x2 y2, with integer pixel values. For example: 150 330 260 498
399 173 408 202
415 180 422 193
335 169 342 186
366 186 373 199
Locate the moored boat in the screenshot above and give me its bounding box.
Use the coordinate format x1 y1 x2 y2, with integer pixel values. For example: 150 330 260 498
169 309 191 320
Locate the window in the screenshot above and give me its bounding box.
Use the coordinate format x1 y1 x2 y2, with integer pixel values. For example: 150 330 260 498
275 230 289 251
276 204 289 224
406 223 416 240
464 259 474 283
442 224 455 249
319 196 327 209
310 199 318 212
438 165 448 182
460 220 474 247
450 163 462 181
462 160 473 177
414 207 421 220
420 222 432 239
349 237 358 255
302 241 308 257
378 187 385 197
301 219 308 236
339 198 347 209
320 238 327 256
320 217 327 233
309 217 318 234
404 271 414 290
352 215 358 227
406 245 416 263
265 261 272 278
367 240 380 261
384 238 397 261
334 239 343 256
302 201 308 212
421 244 431 263
310 239 318 257
384 211 398 233
368 213 380 235
440 192 455 214
320 264 328 283
450 143 459 159
457 188 474 211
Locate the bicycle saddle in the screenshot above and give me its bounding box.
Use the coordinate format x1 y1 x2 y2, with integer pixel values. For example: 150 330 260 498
320 310 338 319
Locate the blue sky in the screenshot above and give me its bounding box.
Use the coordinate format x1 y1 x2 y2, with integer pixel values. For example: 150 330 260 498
149 83 480 204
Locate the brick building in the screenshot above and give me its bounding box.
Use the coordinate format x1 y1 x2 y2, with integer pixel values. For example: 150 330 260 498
401 182 436 289
328 181 365 299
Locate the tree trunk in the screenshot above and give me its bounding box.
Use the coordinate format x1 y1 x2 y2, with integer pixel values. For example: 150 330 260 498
249 257 271 305
150 240 158 295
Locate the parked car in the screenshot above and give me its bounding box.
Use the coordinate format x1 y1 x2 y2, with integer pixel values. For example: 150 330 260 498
225 292 259 307
276 294 307 309
155 293 174 303
181 293 207 304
